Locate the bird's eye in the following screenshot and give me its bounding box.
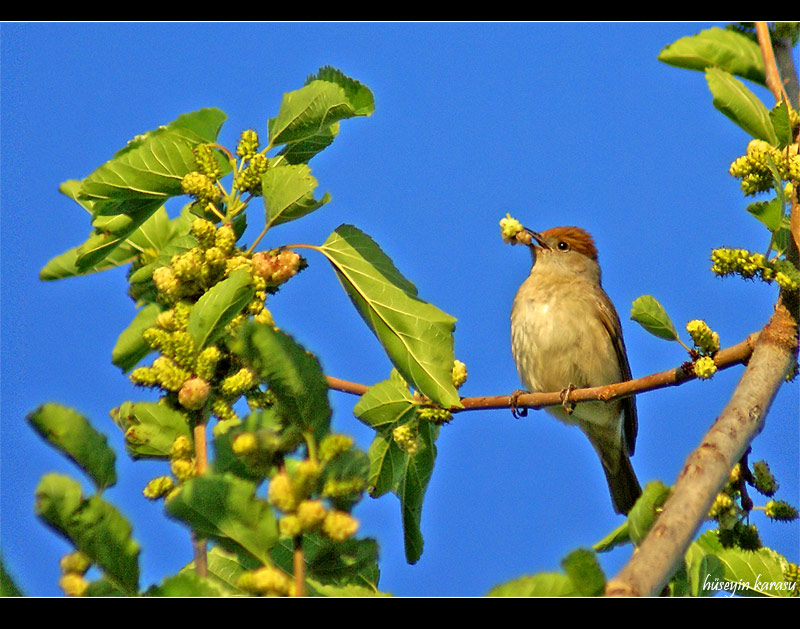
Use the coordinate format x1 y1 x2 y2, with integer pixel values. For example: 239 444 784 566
557 241 570 251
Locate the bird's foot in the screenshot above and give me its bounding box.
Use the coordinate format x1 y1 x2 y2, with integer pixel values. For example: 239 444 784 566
560 384 576 415
510 389 528 418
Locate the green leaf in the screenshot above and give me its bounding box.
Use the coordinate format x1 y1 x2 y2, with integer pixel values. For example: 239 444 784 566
165 474 279 565
630 295 680 342
268 69 374 147
187 268 255 351
270 533 380 590
40 201 177 281
319 225 462 408
746 197 784 232
1 555 24 596
233 322 331 442
27 404 117 490
261 163 331 229
148 572 232 597
705 67 778 143
80 108 227 204
272 123 339 166
561 548 606 596
75 199 165 270
111 303 162 372
110 401 191 459
683 538 726 597
488 573 577 597
354 370 418 431
769 99 795 148
397 422 438 564
593 520 630 553
694 531 795 597
626 481 672 546
658 26 766 85
35 473 140 594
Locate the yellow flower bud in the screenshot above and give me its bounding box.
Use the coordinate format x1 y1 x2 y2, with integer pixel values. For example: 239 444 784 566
322 510 359 542
499 213 523 243
59 573 89 597
59 551 91 576
268 472 298 512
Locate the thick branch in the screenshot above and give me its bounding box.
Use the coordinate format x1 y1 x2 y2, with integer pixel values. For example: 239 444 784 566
325 332 759 412
605 302 798 596
756 23 790 104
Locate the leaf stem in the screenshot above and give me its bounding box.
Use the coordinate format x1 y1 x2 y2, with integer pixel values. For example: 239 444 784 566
292 535 306 596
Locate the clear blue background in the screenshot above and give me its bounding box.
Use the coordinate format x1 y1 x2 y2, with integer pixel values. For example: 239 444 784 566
2 22 797 597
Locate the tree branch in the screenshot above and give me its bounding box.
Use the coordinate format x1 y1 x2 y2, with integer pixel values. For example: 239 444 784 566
605 301 797 596
325 332 760 412
756 22 791 104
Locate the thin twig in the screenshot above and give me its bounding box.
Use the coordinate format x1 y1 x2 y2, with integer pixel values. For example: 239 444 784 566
192 419 209 577
325 332 760 411
293 536 306 597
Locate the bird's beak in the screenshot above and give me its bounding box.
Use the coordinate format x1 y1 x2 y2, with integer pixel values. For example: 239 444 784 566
522 228 550 250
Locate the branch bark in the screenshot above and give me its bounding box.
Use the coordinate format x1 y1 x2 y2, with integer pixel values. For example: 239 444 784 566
605 301 797 596
325 331 760 413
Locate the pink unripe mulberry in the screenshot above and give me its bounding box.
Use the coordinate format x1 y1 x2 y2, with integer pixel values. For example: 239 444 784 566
178 377 210 410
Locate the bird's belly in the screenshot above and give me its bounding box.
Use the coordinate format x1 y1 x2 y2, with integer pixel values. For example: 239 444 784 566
510 297 621 398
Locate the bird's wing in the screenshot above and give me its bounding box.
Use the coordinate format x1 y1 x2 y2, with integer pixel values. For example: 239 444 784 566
596 292 638 457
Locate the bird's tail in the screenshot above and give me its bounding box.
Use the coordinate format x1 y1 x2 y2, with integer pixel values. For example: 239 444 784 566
601 452 642 515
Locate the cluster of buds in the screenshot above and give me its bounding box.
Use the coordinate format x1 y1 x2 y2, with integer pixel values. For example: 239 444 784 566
58 551 91 597
392 422 419 455
251 249 306 291
685 320 720 380
233 129 269 195
711 247 800 292
499 213 526 244
709 459 798 551
451 359 468 389
237 565 294 597
265 445 360 544
151 220 245 305
785 563 800 597
729 139 800 196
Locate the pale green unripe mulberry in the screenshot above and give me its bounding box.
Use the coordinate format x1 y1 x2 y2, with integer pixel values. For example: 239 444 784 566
268 472 298 513
232 432 258 455
220 367 257 396
211 398 239 424
191 218 218 249
152 266 180 298
178 377 211 410
192 144 222 180
693 356 717 379
171 248 204 282
296 500 327 531
215 224 237 253
130 366 160 388
236 129 260 160
152 356 192 391
60 551 91 576
686 320 720 353
322 477 366 499
170 435 194 460
753 460 778 496
170 458 196 482
181 171 220 203
234 153 268 194
322 510 359 542
59 573 89 597
452 359 468 389
279 514 302 538
254 307 275 326
499 212 524 243
393 423 419 455
294 459 321 498
765 500 799 522
708 492 734 519
237 566 292 597
417 405 453 425
143 475 176 500
319 434 354 462
195 345 221 380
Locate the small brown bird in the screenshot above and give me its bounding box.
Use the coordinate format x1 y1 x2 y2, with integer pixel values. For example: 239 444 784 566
510 225 641 514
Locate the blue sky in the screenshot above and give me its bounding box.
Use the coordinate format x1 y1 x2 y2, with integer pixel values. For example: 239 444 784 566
2 22 797 597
